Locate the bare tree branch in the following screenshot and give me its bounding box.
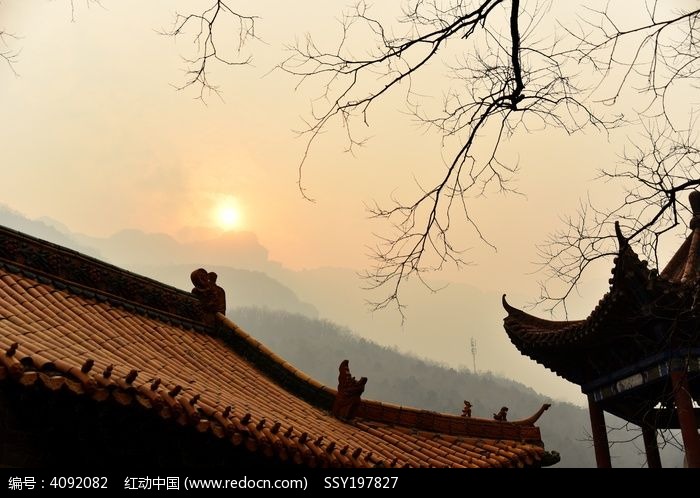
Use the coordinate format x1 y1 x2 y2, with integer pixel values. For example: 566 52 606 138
0 30 20 76
7 1 699 324
68 0 106 23
565 2 700 126
282 0 616 315
0 1 105 75
538 122 700 314
2 2 258 100
160 1 258 102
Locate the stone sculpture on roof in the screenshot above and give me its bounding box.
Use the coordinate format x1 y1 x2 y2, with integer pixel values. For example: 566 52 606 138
332 360 367 420
191 268 226 314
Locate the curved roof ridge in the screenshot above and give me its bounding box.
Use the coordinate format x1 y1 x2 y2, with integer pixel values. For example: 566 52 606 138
501 205 700 385
0 268 547 467
661 190 700 283
502 295 585 330
217 314 547 441
502 230 661 351
0 225 206 325
0 224 549 466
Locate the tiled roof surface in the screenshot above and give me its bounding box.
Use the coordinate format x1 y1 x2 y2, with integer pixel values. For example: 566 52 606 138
661 190 700 284
0 226 549 468
503 216 700 384
0 269 546 468
502 239 648 352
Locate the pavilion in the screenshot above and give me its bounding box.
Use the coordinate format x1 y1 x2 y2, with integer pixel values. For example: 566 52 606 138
503 192 700 468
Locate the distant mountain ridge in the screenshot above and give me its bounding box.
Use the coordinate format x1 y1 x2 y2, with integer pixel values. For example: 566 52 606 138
0 206 99 257
75 228 280 271
137 264 318 317
0 205 587 403
231 306 686 468
0 206 316 317
0 205 686 467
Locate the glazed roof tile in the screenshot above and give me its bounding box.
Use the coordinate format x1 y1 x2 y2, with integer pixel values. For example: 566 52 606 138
0 225 548 468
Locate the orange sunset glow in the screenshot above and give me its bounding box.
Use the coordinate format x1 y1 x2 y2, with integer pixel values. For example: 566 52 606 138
1 0 698 468
214 200 242 231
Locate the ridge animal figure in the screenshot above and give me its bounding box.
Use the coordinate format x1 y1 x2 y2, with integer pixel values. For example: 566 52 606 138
190 268 226 314
493 406 508 421
461 400 472 418
332 360 367 419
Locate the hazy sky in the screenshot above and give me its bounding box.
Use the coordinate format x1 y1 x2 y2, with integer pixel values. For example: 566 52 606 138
1 1 697 405
0 1 621 275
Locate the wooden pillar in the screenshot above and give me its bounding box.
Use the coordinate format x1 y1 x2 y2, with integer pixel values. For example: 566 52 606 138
587 394 611 468
641 425 662 468
671 371 700 468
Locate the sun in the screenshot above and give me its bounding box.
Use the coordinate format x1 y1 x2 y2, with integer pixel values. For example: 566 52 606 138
215 202 242 231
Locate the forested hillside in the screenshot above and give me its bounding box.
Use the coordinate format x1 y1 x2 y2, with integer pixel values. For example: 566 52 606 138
0 206 683 467
232 307 683 468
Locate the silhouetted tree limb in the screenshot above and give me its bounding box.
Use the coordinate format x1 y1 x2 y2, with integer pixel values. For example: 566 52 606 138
161 1 258 101
0 30 19 76
538 123 700 314
282 0 613 315
1 2 257 101
565 2 700 123
535 3 700 315
604 419 683 467
68 0 105 23
0 1 102 73
6 1 699 319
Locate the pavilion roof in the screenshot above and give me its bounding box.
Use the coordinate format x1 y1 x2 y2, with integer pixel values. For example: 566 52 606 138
503 192 700 393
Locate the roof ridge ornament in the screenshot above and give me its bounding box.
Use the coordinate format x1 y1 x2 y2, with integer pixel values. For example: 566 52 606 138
680 190 700 282
5 342 18 357
80 359 94 374
460 400 472 418
190 268 227 321
689 190 700 224
614 221 628 249
332 359 367 420
512 403 551 426
493 406 508 421
102 364 113 378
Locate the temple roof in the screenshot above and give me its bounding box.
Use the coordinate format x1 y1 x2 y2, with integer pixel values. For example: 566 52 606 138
659 190 700 283
0 225 550 468
503 192 700 390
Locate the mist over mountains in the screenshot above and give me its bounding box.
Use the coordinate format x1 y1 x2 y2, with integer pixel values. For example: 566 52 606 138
233 307 689 468
0 205 685 466
16 207 578 403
